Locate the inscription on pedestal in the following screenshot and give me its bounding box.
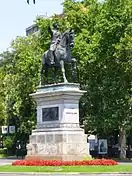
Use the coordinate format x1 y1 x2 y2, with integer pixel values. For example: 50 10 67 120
42 107 59 121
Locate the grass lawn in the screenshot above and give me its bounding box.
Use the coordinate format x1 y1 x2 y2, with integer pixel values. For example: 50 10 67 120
0 165 132 173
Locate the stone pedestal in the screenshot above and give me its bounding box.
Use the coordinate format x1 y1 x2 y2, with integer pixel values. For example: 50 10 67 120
26 83 90 161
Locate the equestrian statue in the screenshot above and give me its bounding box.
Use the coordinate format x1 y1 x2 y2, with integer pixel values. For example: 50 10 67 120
40 23 77 85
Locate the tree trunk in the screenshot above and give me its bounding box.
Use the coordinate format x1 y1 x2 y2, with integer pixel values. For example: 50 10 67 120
119 126 126 159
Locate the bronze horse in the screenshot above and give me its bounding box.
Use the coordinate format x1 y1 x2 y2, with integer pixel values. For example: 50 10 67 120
40 29 77 85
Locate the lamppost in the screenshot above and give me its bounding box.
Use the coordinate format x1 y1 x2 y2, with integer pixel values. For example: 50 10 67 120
27 0 36 4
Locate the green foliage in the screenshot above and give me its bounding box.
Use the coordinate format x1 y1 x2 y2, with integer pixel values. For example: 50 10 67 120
82 0 132 136
3 136 14 149
0 148 7 158
0 148 6 155
0 35 41 144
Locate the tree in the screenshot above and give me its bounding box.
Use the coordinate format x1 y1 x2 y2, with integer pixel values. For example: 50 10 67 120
0 69 5 125
114 23 132 159
0 51 16 126
0 34 42 144
72 0 132 159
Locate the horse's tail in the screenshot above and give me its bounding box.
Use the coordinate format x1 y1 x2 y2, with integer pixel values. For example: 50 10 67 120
42 53 45 65
42 51 47 65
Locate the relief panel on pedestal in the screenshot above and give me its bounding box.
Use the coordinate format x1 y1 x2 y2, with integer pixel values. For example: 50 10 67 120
42 107 59 122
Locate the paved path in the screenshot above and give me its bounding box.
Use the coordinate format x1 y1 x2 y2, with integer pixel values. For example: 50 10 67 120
0 159 16 165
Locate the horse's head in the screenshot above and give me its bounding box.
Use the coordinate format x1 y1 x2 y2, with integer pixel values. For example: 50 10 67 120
62 29 74 48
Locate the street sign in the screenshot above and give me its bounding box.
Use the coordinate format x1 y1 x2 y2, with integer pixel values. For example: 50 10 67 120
9 126 15 134
2 126 8 134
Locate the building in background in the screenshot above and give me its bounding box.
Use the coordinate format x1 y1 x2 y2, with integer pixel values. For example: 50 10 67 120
26 23 39 36
26 15 48 36
26 14 64 36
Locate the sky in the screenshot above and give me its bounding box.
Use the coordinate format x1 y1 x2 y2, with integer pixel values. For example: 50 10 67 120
0 0 63 53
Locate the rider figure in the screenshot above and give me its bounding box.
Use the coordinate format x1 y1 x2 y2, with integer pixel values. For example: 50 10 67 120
48 23 61 64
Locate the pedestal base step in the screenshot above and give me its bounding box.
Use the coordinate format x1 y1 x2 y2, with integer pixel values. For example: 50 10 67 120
25 154 89 161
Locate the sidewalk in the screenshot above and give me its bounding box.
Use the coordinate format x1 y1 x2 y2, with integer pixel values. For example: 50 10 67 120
0 158 22 166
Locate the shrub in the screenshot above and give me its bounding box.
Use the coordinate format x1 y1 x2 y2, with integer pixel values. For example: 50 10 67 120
0 148 7 157
0 148 5 155
3 136 14 149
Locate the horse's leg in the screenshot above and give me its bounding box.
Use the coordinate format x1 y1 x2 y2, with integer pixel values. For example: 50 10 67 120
53 65 58 84
39 64 43 86
60 60 68 83
44 64 49 84
71 58 77 82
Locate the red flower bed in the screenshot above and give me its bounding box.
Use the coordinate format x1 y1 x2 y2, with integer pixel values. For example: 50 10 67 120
12 159 118 166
